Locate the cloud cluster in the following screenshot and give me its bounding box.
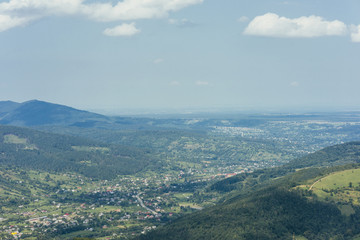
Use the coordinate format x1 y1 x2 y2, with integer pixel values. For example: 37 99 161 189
350 25 360 42
0 0 203 35
103 23 140 37
0 14 33 32
244 13 348 38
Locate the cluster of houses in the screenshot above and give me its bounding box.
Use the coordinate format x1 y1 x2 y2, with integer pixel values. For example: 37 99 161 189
1 162 262 239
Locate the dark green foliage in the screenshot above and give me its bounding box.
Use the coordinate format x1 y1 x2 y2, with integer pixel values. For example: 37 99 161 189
138 167 360 240
72 238 94 240
0 100 109 126
138 187 355 240
35 126 297 170
0 125 154 179
0 100 20 116
211 142 360 194
288 142 360 169
137 142 360 240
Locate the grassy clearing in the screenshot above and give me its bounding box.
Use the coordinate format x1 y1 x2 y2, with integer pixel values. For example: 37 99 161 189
173 193 192 200
178 202 203 209
312 169 360 190
299 168 360 206
3 134 28 144
3 134 37 150
177 161 201 169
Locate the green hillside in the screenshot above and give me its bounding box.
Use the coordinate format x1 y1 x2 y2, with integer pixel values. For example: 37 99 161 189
1 121 360 239
0 125 155 179
138 165 360 240
137 143 360 240
287 142 360 168
138 189 353 240
36 126 299 171
0 101 20 117
296 168 360 213
0 100 109 126
210 142 360 194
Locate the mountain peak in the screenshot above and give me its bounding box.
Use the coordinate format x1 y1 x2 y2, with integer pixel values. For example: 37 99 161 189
0 99 107 126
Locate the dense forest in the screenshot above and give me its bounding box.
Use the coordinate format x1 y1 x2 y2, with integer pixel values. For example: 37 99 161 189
210 142 360 194
0 125 156 179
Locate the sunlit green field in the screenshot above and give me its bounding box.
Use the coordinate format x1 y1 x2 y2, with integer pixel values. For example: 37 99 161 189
312 169 360 190
300 168 360 206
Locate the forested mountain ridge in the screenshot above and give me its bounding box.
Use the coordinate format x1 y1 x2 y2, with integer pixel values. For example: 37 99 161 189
288 141 360 168
0 125 156 179
0 100 20 117
0 100 109 126
210 141 360 193
138 187 356 240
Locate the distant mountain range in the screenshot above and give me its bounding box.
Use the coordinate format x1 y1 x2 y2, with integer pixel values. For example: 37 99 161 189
0 100 236 130
0 100 256 130
0 100 205 129
0 100 110 127
3 100 359 131
0 100 20 116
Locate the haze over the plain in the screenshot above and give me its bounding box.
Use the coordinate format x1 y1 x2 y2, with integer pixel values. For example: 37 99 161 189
0 0 359 112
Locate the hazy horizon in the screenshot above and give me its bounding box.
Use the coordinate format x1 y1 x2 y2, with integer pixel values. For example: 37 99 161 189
3 98 360 116
1 0 359 111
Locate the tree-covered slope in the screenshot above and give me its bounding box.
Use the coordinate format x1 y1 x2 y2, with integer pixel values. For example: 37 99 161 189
0 125 156 179
287 141 360 168
139 188 356 240
210 141 360 193
137 143 360 240
0 100 20 117
0 100 109 126
138 166 360 240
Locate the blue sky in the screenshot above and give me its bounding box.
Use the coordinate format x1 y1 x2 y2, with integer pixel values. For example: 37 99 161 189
0 0 359 113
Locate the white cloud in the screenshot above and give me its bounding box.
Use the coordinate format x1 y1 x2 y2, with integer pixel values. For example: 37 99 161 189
0 0 83 18
237 16 249 23
0 0 203 32
350 24 360 43
244 13 348 38
195 81 209 86
103 22 140 37
0 14 33 32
